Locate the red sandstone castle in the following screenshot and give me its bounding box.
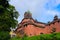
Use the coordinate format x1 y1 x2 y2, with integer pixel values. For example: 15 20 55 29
14 11 60 37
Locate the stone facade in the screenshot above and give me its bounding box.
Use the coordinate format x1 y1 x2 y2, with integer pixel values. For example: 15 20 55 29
14 11 60 37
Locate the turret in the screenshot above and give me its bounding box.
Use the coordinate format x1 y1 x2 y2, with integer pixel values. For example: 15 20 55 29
53 15 58 21
24 11 32 19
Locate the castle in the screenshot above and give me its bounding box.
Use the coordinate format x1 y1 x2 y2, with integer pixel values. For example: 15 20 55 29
14 11 60 37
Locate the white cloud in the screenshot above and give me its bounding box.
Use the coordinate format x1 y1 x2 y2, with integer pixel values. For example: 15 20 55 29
47 10 59 16
9 0 60 23
9 0 48 13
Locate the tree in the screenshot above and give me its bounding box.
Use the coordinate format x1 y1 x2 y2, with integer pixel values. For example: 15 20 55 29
0 0 19 40
0 0 9 13
0 0 19 31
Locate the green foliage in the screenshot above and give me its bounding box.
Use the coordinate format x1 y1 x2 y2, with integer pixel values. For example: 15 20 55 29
0 0 9 8
10 36 22 40
0 0 9 13
0 5 19 31
0 31 10 40
10 32 60 40
0 0 19 30
0 0 19 40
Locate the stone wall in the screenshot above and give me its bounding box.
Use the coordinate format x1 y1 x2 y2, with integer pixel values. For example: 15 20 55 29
14 12 60 37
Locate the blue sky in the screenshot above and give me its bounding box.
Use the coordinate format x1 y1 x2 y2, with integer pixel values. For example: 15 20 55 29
9 0 60 23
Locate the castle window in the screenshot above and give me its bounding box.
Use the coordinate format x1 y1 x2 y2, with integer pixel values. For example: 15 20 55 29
51 27 56 33
24 24 27 27
48 24 50 26
40 32 43 34
53 23 55 24
30 34 32 36
20 30 24 35
58 21 59 23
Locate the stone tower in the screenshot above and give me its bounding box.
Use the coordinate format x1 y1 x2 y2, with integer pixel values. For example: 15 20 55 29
54 15 58 21
24 11 32 19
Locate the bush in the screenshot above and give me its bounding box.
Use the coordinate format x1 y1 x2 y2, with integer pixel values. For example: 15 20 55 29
10 32 60 40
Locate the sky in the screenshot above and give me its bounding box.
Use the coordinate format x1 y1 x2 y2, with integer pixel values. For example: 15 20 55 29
9 0 60 23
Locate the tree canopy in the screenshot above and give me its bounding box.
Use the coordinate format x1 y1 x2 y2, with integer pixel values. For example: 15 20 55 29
0 0 19 31
0 0 19 40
